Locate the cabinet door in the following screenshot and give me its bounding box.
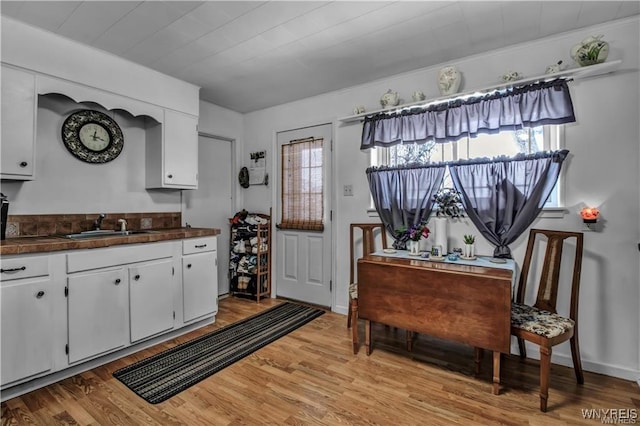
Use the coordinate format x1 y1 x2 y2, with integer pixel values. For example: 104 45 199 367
164 110 198 188
68 268 128 364
183 252 218 322
1 65 36 179
1 278 53 385
129 259 174 342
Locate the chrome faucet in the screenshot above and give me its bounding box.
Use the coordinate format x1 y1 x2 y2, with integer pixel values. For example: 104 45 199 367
93 213 106 230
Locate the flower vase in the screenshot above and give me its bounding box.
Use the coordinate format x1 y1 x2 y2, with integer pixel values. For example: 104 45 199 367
571 35 609 67
464 243 475 258
408 240 420 255
437 66 461 96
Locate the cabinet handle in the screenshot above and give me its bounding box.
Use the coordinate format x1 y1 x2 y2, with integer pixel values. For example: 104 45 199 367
195 244 207 249
115 278 121 285
36 290 45 298
187 264 192 269
19 161 28 168
167 174 173 179
1 266 26 273
134 274 140 281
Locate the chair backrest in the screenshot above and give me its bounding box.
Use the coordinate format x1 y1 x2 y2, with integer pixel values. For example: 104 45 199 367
515 229 584 321
349 223 388 284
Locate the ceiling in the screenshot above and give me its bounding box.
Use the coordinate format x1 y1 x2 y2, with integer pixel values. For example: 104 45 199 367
2 1 638 113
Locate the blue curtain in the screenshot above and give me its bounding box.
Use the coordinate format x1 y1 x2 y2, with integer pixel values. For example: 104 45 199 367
449 150 569 258
361 79 575 149
367 163 446 249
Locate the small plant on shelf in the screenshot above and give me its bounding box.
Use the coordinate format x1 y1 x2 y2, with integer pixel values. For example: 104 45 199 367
463 234 475 245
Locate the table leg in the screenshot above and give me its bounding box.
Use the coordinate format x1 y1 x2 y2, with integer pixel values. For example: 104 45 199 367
492 351 501 395
365 320 372 355
474 347 484 375
406 331 413 352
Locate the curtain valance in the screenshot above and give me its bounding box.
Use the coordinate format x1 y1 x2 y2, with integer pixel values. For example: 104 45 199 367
361 79 576 150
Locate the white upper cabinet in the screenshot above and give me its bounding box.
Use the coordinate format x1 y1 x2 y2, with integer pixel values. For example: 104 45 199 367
146 109 199 189
1 65 37 180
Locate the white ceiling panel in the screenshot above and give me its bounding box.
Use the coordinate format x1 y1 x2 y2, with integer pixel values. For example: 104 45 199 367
4 1 81 32
122 13 212 65
57 2 141 44
578 2 624 27
2 1 638 113
92 1 201 55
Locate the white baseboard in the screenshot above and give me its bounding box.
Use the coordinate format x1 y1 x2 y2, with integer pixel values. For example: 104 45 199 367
511 342 640 382
334 304 348 316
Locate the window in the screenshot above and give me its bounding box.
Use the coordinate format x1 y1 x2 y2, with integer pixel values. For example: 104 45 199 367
280 137 324 231
371 125 563 208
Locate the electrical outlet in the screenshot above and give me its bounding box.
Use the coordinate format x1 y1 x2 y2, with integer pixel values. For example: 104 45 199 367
343 184 353 196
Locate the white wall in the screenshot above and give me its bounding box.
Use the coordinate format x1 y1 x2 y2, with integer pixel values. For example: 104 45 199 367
241 17 640 381
1 94 182 214
0 19 245 218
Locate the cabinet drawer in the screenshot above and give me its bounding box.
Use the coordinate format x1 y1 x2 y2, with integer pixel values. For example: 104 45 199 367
0 255 49 282
67 241 173 273
183 236 217 255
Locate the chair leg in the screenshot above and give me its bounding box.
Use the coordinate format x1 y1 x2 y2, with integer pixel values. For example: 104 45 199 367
347 296 352 328
350 298 358 354
517 337 527 359
539 346 551 412
570 334 585 384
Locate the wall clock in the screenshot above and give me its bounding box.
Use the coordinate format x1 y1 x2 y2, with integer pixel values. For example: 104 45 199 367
61 110 124 163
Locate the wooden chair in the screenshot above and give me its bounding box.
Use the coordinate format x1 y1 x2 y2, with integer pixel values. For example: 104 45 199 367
511 229 584 412
347 223 387 354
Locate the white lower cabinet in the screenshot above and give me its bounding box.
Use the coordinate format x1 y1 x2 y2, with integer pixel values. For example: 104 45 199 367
67 268 128 364
1 276 53 385
1 237 219 400
182 237 218 322
129 259 174 342
66 243 175 363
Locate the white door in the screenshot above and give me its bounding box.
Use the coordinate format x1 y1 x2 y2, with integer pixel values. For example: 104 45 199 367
276 124 332 307
183 135 233 295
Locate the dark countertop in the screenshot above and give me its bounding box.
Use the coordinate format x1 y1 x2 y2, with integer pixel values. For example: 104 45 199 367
0 227 221 255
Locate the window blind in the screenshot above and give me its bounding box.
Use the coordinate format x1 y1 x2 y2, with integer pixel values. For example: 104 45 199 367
279 137 324 231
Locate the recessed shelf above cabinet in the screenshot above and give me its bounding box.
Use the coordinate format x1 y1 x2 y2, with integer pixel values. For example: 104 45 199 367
338 60 622 124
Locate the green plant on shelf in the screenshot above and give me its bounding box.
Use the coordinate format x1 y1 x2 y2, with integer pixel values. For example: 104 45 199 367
463 234 475 244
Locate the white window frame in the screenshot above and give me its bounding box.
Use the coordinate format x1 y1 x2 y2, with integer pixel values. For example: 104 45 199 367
368 125 567 218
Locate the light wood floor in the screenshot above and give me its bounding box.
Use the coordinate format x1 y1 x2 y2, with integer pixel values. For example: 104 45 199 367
2 297 638 425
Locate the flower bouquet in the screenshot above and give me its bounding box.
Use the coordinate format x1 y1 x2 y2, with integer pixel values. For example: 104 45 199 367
396 222 430 254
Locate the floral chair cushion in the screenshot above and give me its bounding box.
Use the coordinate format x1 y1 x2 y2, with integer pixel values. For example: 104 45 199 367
511 303 575 338
349 282 358 299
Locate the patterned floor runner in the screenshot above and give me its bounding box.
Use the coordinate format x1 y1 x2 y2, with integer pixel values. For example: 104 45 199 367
113 302 325 403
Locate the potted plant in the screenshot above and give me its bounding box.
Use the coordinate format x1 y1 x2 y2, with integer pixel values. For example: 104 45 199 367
463 234 476 258
432 188 464 254
433 188 464 218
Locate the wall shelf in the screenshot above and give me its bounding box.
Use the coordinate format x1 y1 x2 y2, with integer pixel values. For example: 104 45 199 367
338 60 622 124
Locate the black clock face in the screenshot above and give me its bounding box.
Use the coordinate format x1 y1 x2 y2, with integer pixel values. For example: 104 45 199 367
62 110 123 163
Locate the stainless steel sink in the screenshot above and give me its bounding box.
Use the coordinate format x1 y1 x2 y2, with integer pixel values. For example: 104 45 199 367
65 230 154 239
